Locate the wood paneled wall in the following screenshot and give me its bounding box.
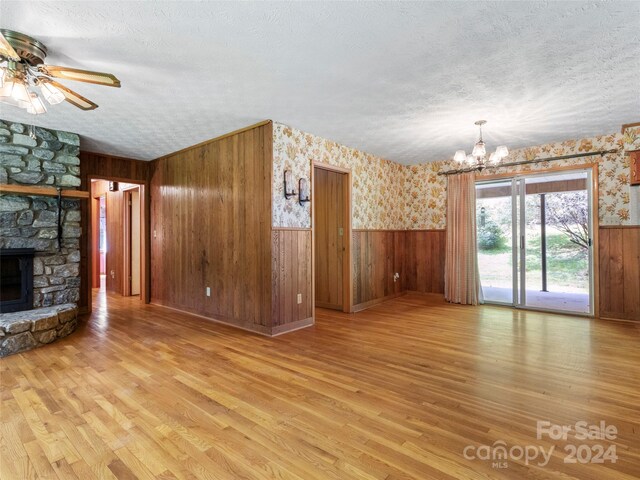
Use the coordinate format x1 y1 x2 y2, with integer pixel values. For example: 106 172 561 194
80 151 151 184
149 122 275 334
351 230 446 310
599 226 640 321
352 231 405 310
272 229 313 333
79 152 151 311
405 230 446 295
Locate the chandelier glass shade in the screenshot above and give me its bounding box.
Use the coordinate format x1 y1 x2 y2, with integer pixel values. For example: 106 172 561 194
453 120 508 170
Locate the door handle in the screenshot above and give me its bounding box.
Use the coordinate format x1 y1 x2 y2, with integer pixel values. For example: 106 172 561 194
520 235 525 250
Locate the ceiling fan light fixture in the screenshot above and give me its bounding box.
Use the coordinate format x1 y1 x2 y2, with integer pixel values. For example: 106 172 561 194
0 77 13 97
9 77 30 103
26 92 46 114
39 81 65 105
0 29 121 114
0 90 27 108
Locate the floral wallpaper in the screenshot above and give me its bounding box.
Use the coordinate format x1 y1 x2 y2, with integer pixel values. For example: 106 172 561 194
273 122 406 229
480 130 638 226
403 161 449 229
273 123 639 230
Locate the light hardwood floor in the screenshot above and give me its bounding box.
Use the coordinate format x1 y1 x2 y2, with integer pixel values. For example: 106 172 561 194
1 290 639 479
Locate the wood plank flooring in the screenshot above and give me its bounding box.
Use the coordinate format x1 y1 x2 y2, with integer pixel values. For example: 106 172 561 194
1 290 639 479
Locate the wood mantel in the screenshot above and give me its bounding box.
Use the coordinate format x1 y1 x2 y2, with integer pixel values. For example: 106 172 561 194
0 183 90 199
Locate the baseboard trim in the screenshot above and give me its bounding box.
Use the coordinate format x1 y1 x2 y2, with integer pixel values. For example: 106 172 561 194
271 317 314 336
149 300 273 336
404 291 446 298
352 291 406 312
315 301 342 310
598 314 640 323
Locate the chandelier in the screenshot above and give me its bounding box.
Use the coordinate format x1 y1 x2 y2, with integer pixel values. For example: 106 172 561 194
453 120 508 171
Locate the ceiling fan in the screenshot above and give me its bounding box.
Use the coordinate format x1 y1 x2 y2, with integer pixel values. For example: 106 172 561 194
0 29 120 114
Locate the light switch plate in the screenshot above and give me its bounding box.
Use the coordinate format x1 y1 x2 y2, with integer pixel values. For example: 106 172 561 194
297 293 302 304
206 287 211 297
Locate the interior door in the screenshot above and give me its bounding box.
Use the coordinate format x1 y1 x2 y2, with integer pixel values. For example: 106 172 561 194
314 167 345 310
477 169 593 315
105 189 123 294
130 189 141 296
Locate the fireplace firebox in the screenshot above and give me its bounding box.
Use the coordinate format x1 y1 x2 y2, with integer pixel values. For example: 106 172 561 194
0 248 35 313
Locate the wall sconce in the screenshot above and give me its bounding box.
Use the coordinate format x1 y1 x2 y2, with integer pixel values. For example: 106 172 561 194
284 170 297 199
299 178 310 205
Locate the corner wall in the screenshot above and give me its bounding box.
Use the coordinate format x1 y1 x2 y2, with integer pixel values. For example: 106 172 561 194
149 121 275 334
271 122 446 313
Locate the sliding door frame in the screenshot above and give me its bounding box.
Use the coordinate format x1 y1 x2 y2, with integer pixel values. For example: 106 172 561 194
478 163 599 317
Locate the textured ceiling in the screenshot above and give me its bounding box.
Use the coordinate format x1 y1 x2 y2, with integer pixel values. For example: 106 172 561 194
0 1 638 164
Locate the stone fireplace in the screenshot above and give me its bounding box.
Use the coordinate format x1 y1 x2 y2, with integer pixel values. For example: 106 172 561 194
0 119 82 356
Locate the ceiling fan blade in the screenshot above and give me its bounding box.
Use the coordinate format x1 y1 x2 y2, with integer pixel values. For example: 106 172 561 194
47 80 98 110
0 31 21 61
39 65 121 88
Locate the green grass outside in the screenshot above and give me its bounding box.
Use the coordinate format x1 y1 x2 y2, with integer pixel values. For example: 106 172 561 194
478 226 589 293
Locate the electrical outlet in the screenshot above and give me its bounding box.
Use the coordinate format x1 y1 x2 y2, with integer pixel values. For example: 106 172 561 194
393 272 400 282
206 287 211 297
153 229 157 238
297 293 302 304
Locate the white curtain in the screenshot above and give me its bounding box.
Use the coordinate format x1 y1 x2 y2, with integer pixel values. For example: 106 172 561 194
444 172 483 305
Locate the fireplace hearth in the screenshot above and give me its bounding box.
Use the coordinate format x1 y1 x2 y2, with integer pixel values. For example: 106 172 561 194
0 248 35 313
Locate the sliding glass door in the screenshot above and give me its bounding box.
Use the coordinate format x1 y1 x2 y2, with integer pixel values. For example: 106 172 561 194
476 178 518 305
476 169 593 315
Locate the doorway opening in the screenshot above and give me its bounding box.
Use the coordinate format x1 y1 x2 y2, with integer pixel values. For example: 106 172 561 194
313 163 352 312
476 167 596 315
90 179 146 304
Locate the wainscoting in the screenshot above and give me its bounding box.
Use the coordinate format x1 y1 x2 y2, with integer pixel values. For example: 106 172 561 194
352 229 446 311
405 229 447 295
599 226 640 321
352 230 405 310
271 229 313 333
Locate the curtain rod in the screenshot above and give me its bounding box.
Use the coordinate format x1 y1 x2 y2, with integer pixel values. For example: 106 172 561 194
437 149 619 176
